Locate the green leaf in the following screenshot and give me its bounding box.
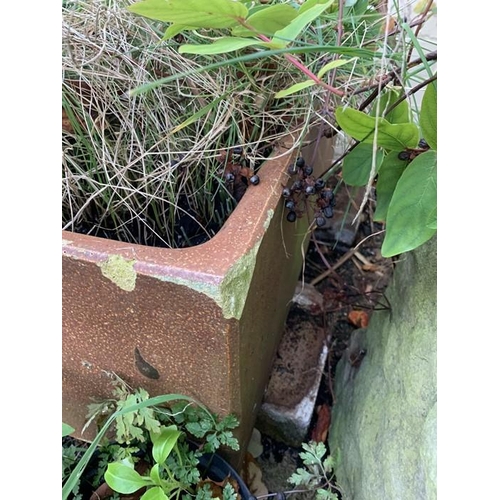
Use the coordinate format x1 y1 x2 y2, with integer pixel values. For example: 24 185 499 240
179 37 267 55
299 0 333 15
271 0 335 48
371 87 411 124
420 79 437 150
275 79 316 98
127 0 248 29
382 151 437 257
149 464 162 486
151 425 182 464
373 151 408 221
317 57 354 79
232 4 298 37
342 143 384 186
162 24 194 39
62 393 206 500
104 463 151 494
335 107 419 150
142 486 169 500
62 422 75 437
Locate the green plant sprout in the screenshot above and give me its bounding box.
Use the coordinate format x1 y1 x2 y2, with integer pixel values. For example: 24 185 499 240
62 381 240 500
288 441 342 500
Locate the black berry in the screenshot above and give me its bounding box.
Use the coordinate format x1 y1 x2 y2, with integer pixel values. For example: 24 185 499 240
287 164 298 175
315 178 326 189
418 138 429 149
225 172 235 182
282 187 291 198
398 151 411 161
291 180 303 192
304 165 314 176
233 146 243 155
285 199 295 210
315 216 326 227
323 205 334 218
295 157 305 168
305 185 316 196
321 188 334 201
287 211 297 222
249 174 260 185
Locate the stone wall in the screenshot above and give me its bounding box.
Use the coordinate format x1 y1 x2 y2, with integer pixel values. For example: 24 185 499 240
329 236 437 500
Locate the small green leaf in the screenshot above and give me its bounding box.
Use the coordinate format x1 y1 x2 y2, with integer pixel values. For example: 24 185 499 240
62 422 75 437
142 486 169 500
151 425 182 464
335 107 419 150
371 87 411 124
179 37 267 55
162 24 193 39
272 0 335 48
105 463 151 494
275 79 316 98
149 464 162 486
342 143 384 186
382 150 437 257
373 151 408 221
232 4 298 37
420 79 437 150
127 0 248 29
317 58 354 79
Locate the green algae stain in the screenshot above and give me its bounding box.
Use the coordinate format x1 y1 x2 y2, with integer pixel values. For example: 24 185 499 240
219 241 260 320
99 254 137 291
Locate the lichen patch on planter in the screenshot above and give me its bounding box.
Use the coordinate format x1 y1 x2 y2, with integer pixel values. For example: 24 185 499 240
99 254 137 291
263 209 274 231
219 241 260 320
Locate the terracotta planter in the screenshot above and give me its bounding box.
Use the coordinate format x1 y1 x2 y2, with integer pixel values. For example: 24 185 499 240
62 131 334 466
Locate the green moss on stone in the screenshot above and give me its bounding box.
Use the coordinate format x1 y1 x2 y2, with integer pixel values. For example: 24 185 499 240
99 254 137 292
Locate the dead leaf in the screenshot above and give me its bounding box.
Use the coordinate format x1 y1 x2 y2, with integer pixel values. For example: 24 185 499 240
348 310 369 328
241 452 268 497
311 404 331 443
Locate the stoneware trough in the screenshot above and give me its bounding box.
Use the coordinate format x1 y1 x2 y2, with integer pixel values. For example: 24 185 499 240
62 131 333 465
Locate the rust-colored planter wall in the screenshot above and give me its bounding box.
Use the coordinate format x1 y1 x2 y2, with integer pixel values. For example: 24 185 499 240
62 134 333 465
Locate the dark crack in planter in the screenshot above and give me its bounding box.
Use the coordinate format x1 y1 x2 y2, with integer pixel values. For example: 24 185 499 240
62 134 333 466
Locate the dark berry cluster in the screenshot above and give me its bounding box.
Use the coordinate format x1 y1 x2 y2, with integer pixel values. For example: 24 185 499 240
220 146 260 201
398 138 430 162
282 156 335 227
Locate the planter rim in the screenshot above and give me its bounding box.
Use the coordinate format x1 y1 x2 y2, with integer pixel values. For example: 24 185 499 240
63 140 297 283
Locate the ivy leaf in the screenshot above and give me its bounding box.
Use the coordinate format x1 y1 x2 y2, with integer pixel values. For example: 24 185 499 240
336 107 419 150
180 37 267 55
232 4 298 37
127 0 248 29
382 150 437 257
420 79 437 150
373 151 408 221
104 463 151 494
342 143 384 186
